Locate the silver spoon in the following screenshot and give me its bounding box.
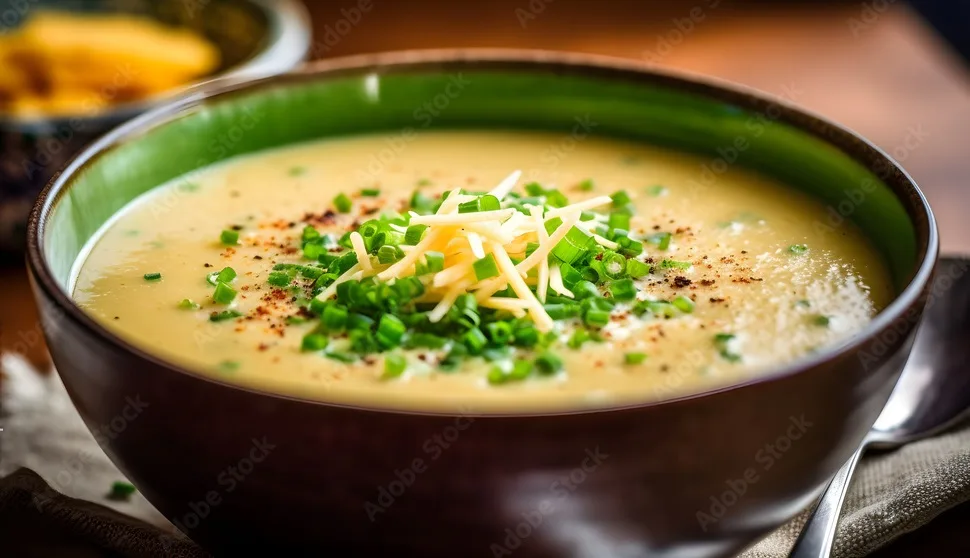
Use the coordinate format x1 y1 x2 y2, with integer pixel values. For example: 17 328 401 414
789 256 970 557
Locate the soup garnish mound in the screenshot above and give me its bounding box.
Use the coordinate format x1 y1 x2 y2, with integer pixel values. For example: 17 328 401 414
74 132 892 411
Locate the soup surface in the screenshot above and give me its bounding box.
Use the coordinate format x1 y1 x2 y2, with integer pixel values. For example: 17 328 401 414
74 131 893 412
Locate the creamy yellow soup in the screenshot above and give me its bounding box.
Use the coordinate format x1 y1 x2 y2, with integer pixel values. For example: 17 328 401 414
73 131 893 412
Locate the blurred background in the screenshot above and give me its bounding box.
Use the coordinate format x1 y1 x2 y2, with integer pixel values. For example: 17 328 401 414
0 0 968 552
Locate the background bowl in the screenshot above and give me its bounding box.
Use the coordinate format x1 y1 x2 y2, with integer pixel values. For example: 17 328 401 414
0 0 311 254
27 50 937 557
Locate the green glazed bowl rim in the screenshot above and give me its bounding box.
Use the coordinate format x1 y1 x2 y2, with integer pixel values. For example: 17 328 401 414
26 49 939 417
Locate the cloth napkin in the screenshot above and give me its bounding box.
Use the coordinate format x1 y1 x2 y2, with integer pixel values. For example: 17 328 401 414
2 352 969 558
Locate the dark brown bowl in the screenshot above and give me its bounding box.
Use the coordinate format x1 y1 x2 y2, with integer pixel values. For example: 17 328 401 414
25 50 938 557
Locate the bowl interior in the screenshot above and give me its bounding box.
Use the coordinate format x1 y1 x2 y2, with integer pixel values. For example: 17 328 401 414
40 57 924 303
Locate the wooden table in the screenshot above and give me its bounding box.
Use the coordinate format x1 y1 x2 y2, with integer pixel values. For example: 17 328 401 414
2 0 969 555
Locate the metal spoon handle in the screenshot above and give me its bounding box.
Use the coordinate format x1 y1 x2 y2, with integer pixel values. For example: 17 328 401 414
788 446 866 558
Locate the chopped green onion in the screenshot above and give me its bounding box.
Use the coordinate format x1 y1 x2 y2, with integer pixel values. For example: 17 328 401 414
322 304 349 331
143 272 162 281
462 327 488 355
714 333 742 363
209 310 243 322
584 308 611 328
425 252 445 273
410 191 436 213
301 333 329 352
813 315 831 327
552 226 593 264
609 278 637 301
659 259 691 270
377 314 407 348
485 321 514 345
334 193 353 213
212 282 237 304
216 267 236 283
177 298 199 310
325 351 357 363
616 237 643 257
534 352 563 375
626 259 651 278
377 245 405 264
646 185 668 197
361 188 381 197
789 244 809 255
567 328 590 349
672 295 695 313
601 251 627 280
107 481 136 501
268 271 291 287
383 354 407 379
220 229 239 245
578 179 595 191
608 212 631 231
624 352 648 365
405 224 428 245
473 254 500 281
647 232 672 251
611 190 632 207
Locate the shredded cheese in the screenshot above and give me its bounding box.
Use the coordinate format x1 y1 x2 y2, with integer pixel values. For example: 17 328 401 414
349 231 373 272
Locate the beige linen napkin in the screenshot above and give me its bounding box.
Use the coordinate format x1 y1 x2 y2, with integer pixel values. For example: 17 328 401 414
2 351 969 557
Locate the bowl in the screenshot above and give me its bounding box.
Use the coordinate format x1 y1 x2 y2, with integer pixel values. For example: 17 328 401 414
26 50 938 557
0 0 311 254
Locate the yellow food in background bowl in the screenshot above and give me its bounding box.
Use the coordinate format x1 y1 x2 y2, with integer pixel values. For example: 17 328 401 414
0 11 221 118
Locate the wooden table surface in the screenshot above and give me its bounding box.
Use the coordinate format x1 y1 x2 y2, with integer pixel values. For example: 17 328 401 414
1 0 969 555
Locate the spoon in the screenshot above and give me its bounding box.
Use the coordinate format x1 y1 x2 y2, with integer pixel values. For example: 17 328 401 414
789 256 970 557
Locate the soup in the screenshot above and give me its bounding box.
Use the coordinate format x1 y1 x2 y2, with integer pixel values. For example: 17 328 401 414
73 131 893 412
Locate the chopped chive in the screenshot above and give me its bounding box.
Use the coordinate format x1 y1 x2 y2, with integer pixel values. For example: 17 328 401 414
584 308 611 328
578 179 595 191
627 259 651 278
567 328 590 349
377 314 407 348
789 244 809 255
405 224 428 245
301 333 329 352
143 272 162 281
473 254 500 281
424 252 445 273
646 232 672 251
334 193 353 213
462 327 488 355
268 271 291 287
552 226 593 264
813 315 831 327
383 354 407 379
107 481 137 501
216 267 236 283
417 178 432 186
608 212 631 231
534 352 563 375
714 333 742 363
377 245 405 264
602 252 627 280
322 304 349 331
325 351 357 363
212 282 237 304
361 188 381 197
177 298 199 310
288 166 306 176
659 259 691 270
646 185 668 197
610 190 632 207
624 352 648 365
218 360 240 373
410 191 435 213
209 310 243 322
609 278 637 301
220 229 239 245
671 295 695 313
